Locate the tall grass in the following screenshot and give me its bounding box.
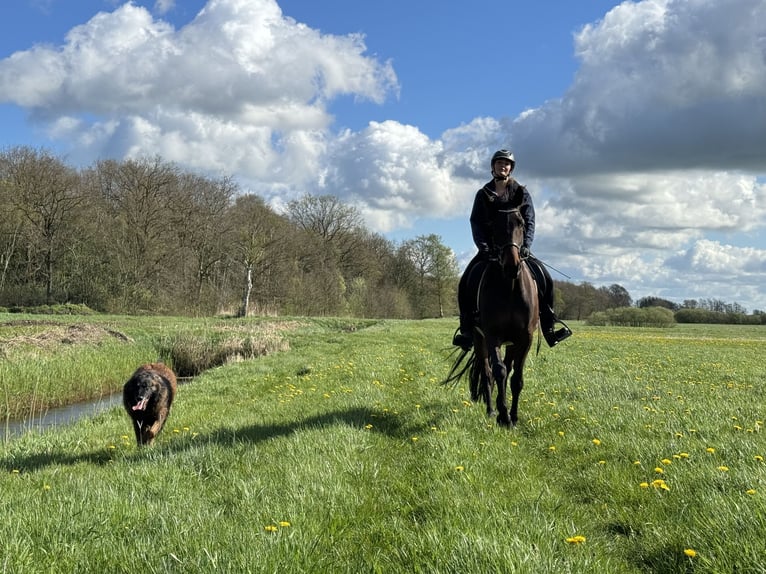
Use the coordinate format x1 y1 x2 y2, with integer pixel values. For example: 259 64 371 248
1 317 765 573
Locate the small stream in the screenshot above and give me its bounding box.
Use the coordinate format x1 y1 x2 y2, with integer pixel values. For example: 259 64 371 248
2 392 123 441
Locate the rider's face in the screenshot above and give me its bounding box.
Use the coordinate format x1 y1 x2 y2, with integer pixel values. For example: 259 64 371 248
493 159 513 176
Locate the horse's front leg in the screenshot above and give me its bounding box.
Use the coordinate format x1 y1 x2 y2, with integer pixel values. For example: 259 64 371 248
506 347 528 426
481 356 495 417
490 345 510 426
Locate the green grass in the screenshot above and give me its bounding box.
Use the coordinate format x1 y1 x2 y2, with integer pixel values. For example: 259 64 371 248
1 317 765 573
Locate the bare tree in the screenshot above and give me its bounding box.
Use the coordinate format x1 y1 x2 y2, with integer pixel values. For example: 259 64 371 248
0 147 84 303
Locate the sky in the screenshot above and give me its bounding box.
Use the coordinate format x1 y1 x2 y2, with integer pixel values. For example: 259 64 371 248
1 0 765 312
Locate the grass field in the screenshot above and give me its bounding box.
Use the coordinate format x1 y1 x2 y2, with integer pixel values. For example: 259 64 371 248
1 315 765 573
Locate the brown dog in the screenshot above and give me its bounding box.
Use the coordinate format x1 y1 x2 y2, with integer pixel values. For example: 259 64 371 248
123 363 177 446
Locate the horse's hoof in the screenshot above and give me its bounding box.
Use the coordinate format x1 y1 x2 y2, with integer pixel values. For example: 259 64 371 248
496 414 512 427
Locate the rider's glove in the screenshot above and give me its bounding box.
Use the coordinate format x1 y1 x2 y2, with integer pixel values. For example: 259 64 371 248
520 245 530 258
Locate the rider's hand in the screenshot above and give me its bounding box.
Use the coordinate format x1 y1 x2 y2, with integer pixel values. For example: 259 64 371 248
520 245 530 258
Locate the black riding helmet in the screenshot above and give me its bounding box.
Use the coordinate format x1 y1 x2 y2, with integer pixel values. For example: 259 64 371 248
491 149 515 177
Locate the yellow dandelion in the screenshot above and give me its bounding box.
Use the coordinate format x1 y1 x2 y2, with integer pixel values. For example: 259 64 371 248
264 525 278 533
654 467 664 474
684 549 697 558
633 460 641 465
411 437 419 442
12 469 20 474
598 460 606 465
706 447 715 454
43 484 51 491
364 424 373 430
661 458 672 465
755 455 764 462
558 431 565 437
455 465 465 472
279 521 291 527
549 446 557 452
679 452 690 459
718 466 729 472
639 482 649 488
746 489 756 495
565 535 586 544
592 438 601 446
511 441 518 447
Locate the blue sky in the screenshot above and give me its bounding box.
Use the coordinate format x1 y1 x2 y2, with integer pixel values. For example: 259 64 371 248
1 0 765 312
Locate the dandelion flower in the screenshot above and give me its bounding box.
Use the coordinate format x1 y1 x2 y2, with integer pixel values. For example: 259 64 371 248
411 437 419 442
706 447 715 454
755 455 764 462
592 438 601 446
661 458 672 465
684 549 697 558
566 535 586 544
279 521 291 527
364 424 373 430
549 446 556 452
264 525 278 533
654 467 664 474
639 482 649 488
746 489 756 495
455 466 465 472
718 466 729 472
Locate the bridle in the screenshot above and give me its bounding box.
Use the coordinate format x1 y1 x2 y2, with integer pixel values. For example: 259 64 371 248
493 208 526 276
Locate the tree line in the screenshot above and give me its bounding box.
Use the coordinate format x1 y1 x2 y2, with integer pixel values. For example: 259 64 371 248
1 147 759 322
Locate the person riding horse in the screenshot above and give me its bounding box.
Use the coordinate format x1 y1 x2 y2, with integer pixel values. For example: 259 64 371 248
453 149 572 350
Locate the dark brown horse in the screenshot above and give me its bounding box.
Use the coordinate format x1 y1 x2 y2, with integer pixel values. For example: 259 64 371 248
445 208 539 426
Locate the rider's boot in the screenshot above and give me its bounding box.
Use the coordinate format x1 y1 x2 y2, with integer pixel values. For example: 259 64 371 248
452 314 474 351
541 305 572 347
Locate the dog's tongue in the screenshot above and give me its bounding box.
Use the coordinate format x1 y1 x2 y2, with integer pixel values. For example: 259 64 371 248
132 397 149 411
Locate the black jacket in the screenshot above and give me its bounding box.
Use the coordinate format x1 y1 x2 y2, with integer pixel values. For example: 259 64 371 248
469 178 536 253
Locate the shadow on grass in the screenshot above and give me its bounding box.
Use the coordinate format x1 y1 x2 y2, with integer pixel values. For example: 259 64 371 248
2 404 439 473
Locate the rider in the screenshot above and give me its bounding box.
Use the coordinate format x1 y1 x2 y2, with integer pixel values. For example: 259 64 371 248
452 149 572 350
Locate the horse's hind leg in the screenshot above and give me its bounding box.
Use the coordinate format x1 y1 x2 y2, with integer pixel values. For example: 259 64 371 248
481 360 496 417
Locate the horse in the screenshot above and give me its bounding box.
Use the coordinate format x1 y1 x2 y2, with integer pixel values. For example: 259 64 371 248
444 207 539 426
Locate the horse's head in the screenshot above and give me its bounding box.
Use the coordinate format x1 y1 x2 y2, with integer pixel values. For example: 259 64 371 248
490 208 525 278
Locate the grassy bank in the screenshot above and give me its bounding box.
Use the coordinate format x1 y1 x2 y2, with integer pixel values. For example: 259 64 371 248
1 317 765 573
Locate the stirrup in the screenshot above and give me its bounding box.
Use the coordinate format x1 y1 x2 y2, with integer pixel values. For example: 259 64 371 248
452 329 473 351
544 322 572 348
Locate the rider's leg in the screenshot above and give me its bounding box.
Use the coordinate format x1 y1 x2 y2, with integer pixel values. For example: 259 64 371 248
530 257 572 347
453 256 482 350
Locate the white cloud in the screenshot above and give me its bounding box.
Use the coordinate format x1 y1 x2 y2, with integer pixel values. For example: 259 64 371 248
154 0 175 15
513 0 766 176
0 0 397 190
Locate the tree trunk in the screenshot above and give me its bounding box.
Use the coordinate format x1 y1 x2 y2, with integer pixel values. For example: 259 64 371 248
239 264 253 317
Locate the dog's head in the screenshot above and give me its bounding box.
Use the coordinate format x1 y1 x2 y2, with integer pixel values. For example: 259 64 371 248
127 372 161 412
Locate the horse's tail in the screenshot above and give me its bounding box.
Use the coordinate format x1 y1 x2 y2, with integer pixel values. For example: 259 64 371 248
441 347 475 388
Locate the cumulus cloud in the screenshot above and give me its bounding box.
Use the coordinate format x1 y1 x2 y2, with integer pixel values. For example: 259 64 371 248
514 0 766 176
0 0 397 191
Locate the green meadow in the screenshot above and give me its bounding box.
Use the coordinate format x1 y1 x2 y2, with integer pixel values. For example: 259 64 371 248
1 315 765 573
